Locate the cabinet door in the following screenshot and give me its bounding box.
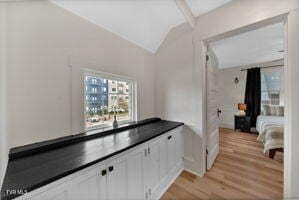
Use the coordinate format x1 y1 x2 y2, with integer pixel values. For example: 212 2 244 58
159 136 168 184
148 135 168 199
107 145 147 200
127 146 147 200
68 164 107 200
107 156 127 200
167 133 176 174
175 128 183 166
148 140 160 198
28 163 106 200
29 183 69 200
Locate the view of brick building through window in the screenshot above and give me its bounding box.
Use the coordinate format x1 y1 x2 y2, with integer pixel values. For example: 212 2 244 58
85 76 132 128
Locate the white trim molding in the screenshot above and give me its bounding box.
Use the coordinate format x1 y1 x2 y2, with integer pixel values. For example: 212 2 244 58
83 69 137 131
69 57 138 134
284 7 299 198
174 0 195 28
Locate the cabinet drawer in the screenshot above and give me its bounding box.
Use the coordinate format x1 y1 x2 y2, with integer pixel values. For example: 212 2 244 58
235 116 251 132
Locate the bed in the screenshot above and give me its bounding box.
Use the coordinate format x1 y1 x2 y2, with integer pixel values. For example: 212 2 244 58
256 115 284 159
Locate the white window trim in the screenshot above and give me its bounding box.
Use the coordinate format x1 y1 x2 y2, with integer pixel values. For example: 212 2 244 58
84 68 137 131
261 66 284 106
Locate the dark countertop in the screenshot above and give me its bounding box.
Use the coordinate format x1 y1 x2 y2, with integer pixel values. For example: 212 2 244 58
1 119 184 200
8 118 162 160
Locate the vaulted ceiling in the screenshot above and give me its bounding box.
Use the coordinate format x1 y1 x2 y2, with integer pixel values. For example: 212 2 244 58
50 0 231 53
210 22 284 69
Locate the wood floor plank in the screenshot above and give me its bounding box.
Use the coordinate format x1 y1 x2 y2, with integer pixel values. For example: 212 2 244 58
161 128 283 200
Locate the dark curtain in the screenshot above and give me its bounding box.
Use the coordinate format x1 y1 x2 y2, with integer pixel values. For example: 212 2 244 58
244 67 261 127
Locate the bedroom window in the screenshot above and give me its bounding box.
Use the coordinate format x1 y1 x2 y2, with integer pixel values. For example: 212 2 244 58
84 72 136 130
261 68 284 106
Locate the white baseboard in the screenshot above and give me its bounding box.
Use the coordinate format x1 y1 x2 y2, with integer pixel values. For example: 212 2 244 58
156 162 205 200
156 163 184 200
183 168 204 177
219 123 234 129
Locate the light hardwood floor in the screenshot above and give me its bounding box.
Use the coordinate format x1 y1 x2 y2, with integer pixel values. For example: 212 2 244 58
161 128 283 200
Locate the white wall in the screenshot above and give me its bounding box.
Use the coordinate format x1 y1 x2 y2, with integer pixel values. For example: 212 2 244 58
3 1 299 197
5 1 155 148
0 2 8 188
155 0 298 177
155 31 204 175
217 60 284 129
218 67 246 129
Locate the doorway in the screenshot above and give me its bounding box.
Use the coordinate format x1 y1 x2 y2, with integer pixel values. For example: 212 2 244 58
204 20 286 198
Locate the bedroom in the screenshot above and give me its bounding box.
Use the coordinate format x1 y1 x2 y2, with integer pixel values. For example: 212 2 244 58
211 22 285 159
204 21 285 197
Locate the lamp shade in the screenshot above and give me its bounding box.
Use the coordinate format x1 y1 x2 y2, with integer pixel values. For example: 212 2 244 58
238 103 247 111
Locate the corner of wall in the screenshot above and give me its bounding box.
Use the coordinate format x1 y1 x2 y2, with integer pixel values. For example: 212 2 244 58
284 8 299 198
0 1 9 189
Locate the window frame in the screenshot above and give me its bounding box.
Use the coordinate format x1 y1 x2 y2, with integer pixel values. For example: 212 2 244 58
261 67 284 106
84 69 137 131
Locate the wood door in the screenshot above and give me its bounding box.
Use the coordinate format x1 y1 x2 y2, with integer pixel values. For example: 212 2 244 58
206 50 220 170
68 164 107 200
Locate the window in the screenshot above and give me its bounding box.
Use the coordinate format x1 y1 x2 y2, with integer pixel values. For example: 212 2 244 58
261 68 284 106
84 73 136 130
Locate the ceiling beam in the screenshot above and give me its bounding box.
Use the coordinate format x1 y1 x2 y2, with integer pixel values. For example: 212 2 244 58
175 0 195 28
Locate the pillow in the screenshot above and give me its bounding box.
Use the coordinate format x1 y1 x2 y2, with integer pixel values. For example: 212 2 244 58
274 106 284 116
261 105 284 116
261 105 271 115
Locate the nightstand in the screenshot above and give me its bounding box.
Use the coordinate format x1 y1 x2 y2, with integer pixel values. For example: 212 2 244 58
234 115 251 133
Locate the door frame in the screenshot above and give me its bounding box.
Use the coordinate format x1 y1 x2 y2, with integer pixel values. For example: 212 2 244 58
201 14 294 197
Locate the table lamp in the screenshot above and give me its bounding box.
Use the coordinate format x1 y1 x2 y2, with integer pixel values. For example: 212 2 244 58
238 103 247 116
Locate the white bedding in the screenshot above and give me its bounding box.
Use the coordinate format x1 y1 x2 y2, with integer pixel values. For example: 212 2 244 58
256 115 284 143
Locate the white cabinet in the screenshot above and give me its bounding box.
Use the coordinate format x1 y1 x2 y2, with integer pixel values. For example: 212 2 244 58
29 163 107 200
175 128 184 167
19 127 184 200
29 184 69 200
158 137 168 185
148 134 169 199
167 134 176 175
147 127 184 200
106 145 147 200
107 155 127 200
126 146 147 200
148 139 161 199
69 163 107 200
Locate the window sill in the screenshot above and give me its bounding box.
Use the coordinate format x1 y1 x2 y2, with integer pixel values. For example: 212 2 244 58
85 120 135 133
